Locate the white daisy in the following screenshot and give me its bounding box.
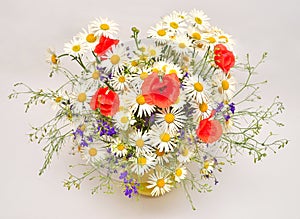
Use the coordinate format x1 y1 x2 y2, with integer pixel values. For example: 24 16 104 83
131 67 151 88
172 35 192 55
147 44 162 58
200 159 216 177
129 129 153 155
109 72 132 91
111 139 128 158
64 37 89 56
147 22 170 43
149 124 177 153
88 17 119 38
174 165 187 183
46 48 59 69
113 110 136 131
188 9 210 31
101 45 129 73
187 26 203 41
191 99 213 123
165 63 184 79
203 32 219 47
123 90 156 118
172 10 188 20
163 13 187 34
130 153 157 175
156 107 186 135
177 144 194 163
76 28 99 50
146 171 173 196
183 74 208 103
80 143 107 164
212 72 236 102
155 149 172 165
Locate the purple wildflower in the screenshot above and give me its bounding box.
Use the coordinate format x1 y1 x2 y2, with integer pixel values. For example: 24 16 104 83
229 102 235 114
216 102 224 112
224 114 230 121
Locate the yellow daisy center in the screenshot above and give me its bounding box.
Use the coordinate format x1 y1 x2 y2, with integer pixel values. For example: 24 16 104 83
88 148 97 157
149 49 156 56
137 157 147 166
140 72 148 80
140 46 146 53
222 80 230 90
199 102 208 112
156 149 165 157
203 161 210 169
162 65 167 72
136 139 144 148
178 42 186 49
157 29 166 36
152 67 159 73
110 55 120 65
72 45 81 52
170 22 179 29
156 179 165 188
55 96 62 103
160 133 170 142
136 95 146 105
192 32 201 40
219 35 229 43
79 124 86 131
164 113 175 123
207 37 216 44
120 116 129 124
86 33 96 43
92 71 100 80
51 54 58 64
182 148 189 156
168 69 177 74
100 23 110 30
77 93 87 102
118 75 126 83
195 17 203 25
194 82 204 92
131 60 138 67
117 144 125 151
175 168 182 177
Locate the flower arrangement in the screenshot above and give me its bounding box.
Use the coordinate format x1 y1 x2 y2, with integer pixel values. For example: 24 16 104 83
10 9 288 209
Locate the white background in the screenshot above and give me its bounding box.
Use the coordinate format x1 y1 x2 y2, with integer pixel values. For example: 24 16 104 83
1 0 299 218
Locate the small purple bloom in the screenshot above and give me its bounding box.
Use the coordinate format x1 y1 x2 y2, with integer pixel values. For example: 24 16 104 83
229 102 235 114
216 102 224 112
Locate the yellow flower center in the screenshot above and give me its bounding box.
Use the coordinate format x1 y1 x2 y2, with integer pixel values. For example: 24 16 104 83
51 54 58 64
175 168 182 177
160 133 170 142
137 157 147 166
207 37 216 44
120 116 129 124
222 80 230 90
55 96 62 103
162 65 167 72
140 72 148 80
88 148 97 157
170 22 179 29
136 139 144 148
149 49 156 56
157 29 166 36
117 144 125 151
194 82 204 92
199 102 208 112
192 32 201 40
164 113 175 123
118 75 126 83
77 93 87 102
152 67 159 73
203 161 210 169
136 95 146 105
86 33 96 43
195 17 202 25
110 55 120 65
100 23 110 30
92 71 100 80
156 179 165 188
182 148 189 156
140 46 146 53
178 42 186 49
72 45 81 52
79 124 86 131
156 149 165 157
131 60 138 67
168 69 177 74
219 35 229 43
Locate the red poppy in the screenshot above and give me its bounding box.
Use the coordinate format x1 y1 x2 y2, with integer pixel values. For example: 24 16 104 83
214 44 235 74
90 87 120 117
141 73 180 108
196 110 223 143
94 35 119 57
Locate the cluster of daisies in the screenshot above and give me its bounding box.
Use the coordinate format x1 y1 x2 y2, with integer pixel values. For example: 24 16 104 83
10 8 285 204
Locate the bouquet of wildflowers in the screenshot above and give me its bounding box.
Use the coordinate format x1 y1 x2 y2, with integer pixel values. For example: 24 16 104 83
9 9 288 209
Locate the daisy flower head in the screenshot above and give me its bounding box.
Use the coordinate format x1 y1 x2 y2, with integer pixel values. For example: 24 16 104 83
147 44 162 58
50 89 67 111
183 73 209 103
64 37 89 56
130 153 157 175
147 22 170 44
191 99 213 123
155 148 173 165
174 165 187 183
46 48 59 68
129 129 153 155
203 32 219 47
200 159 216 178
188 9 210 31
171 35 192 55
109 71 132 91
172 10 188 20
124 90 156 118
149 124 177 153
111 139 128 158
156 107 187 135
187 26 203 42
163 13 187 34
131 67 151 88
210 26 235 50
113 110 136 131
177 144 194 163
165 63 184 79
77 28 99 50
101 44 129 73
80 143 107 164
88 17 119 38
146 170 173 197
212 72 236 102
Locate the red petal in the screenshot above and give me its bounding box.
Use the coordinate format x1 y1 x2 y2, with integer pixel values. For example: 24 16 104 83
196 118 223 143
94 35 119 57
